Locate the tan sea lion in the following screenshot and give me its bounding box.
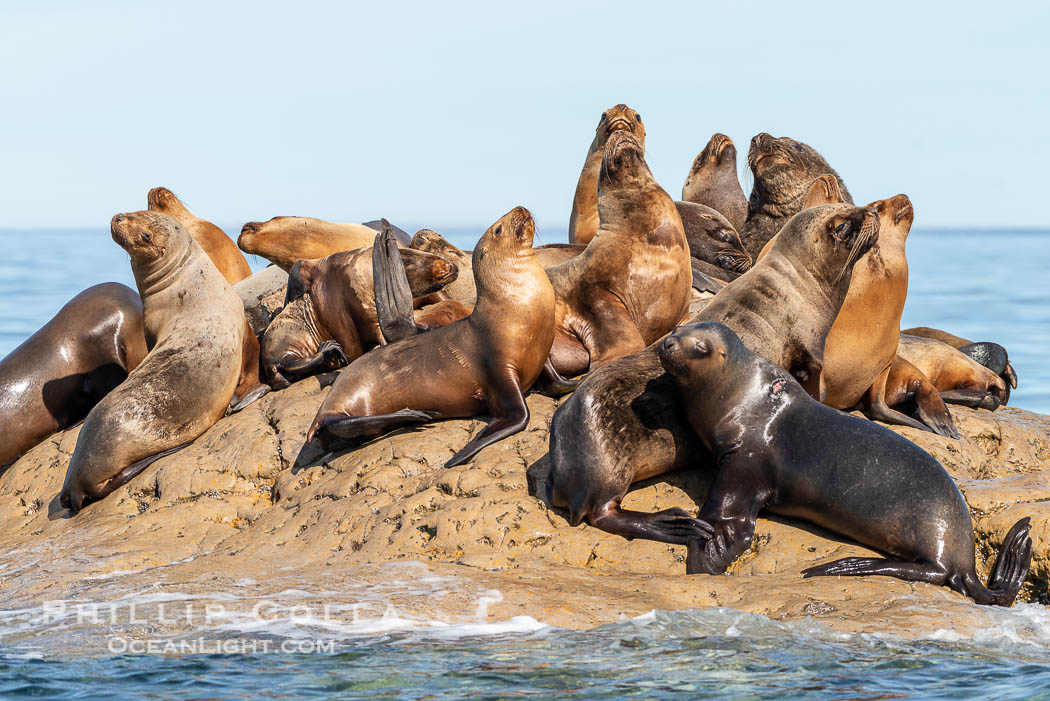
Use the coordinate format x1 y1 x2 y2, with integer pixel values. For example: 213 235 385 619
546 203 879 543
60 211 252 512
741 133 852 257
238 217 392 271
902 326 1018 402
147 187 252 284
262 243 458 387
0 284 148 470
658 322 1032 606
306 206 555 468
547 131 692 378
567 104 646 245
681 133 748 231
895 335 1008 410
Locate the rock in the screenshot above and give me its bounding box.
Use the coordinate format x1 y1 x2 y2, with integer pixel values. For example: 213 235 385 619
234 265 288 334
0 376 1047 642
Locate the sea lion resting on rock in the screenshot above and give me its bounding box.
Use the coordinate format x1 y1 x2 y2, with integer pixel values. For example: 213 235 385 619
903 326 1017 404
675 201 751 288
0 284 149 470
681 133 749 232
60 212 255 512
568 104 646 245
307 206 556 468
895 335 1008 411
547 203 879 544
658 322 1033 606
262 237 461 388
547 131 692 378
238 216 408 271
148 187 252 284
741 133 852 258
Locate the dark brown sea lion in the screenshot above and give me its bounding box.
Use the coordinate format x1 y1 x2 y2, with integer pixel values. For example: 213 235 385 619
741 133 852 257
147 187 252 284
238 217 388 271
60 212 253 512
568 104 646 245
674 201 751 281
546 203 879 544
262 244 458 387
0 284 148 470
658 321 1032 606
547 131 692 378
306 206 555 468
902 326 1017 403
895 335 1008 410
680 133 748 231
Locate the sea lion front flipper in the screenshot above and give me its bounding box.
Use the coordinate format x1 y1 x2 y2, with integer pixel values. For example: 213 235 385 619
690 262 726 294
444 374 531 468
939 388 1002 411
279 340 351 378
228 384 271 414
802 557 949 584
62 441 194 513
863 366 961 439
535 358 582 398
373 221 419 343
317 409 438 446
591 505 713 546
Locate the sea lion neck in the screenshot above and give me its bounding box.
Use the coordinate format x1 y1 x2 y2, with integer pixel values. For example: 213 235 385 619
131 235 196 297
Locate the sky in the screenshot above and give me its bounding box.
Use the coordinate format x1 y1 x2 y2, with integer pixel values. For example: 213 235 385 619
1 1 1048 232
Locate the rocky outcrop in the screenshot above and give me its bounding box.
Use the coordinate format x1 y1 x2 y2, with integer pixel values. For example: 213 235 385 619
0 365 1047 641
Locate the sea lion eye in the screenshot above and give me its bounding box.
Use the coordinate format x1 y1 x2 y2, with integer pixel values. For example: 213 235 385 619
141 231 152 243
795 143 804 153
833 221 851 239
493 225 502 237
635 113 642 123
716 229 735 243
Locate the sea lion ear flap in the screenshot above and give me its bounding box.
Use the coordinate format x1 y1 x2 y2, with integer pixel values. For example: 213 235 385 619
803 175 845 209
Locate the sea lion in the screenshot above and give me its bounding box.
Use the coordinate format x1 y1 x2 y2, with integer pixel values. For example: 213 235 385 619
658 321 1032 606
674 201 751 281
60 211 251 512
681 133 748 231
741 133 852 257
567 104 646 245
902 326 1017 402
547 131 692 378
306 206 555 468
0 284 148 470
262 240 459 387
238 217 391 271
147 187 252 284
895 335 1008 410
546 203 879 543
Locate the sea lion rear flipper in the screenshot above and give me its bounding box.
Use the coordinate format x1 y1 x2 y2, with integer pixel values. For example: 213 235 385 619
362 219 412 245
690 262 726 294
373 221 420 343
535 358 582 398
228 384 271 414
279 341 350 378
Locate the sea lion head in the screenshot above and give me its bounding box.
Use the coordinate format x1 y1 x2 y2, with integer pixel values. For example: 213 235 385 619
411 229 467 259
679 203 752 274
775 204 881 289
598 131 651 190
473 206 535 266
237 217 282 254
592 104 645 151
403 250 458 293
748 133 850 207
866 194 914 242
111 210 189 265
684 133 737 184
658 321 746 385
146 186 182 213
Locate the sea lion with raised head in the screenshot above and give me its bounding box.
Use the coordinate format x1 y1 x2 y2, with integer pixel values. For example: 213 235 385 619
0 284 148 470
147 187 252 284
60 211 253 512
658 321 1032 606
568 104 646 245
681 133 748 231
741 133 852 257
262 237 460 387
546 203 879 544
238 216 395 271
306 206 556 468
547 131 692 378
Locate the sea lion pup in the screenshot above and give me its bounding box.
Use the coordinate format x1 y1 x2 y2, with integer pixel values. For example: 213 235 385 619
674 201 751 283
59 212 251 513
741 133 852 258
0 284 148 470
262 241 459 388
568 104 646 245
147 187 252 284
895 335 1008 410
546 204 879 543
238 217 392 271
547 131 692 378
902 326 1017 402
681 133 748 231
658 322 1033 606
306 206 556 468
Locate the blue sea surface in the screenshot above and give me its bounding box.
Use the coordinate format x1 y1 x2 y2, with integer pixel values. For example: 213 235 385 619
0 227 1048 698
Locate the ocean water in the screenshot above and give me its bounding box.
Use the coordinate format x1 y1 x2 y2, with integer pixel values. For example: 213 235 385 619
0 227 1048 697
